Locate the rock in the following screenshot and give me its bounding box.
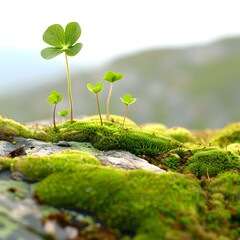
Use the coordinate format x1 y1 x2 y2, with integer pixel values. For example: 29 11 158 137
97 150 165 173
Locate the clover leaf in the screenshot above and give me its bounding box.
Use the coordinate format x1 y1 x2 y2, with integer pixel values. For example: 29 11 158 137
48 90 63 129
41 22 82 59
120 94 137 130
41 22 83 122
102 71 124 120
87 82 104 126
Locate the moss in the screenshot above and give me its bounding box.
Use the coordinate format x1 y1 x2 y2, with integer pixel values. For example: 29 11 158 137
160 153 181 170
36 166 206 237
39 120 178 157
0 115 32 139
210 122 240 147
139 123 167 133
10 150 100 181
165 127 197 143
205 172 240 238
185 148 240 178
82 114 138 128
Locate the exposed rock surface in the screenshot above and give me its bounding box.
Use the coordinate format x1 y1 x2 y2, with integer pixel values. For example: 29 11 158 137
97 150 165 173
0 138 165 173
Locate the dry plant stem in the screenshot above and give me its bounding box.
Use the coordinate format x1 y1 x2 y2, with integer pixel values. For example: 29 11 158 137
96 94 103 126
106 83 113 120
53 104 57 129
121 105 129 131
65 53 74 122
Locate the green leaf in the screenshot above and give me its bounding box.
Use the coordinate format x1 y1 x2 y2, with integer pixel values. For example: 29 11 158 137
41 47 64 59
65 22 81 46
103 71 124 83
120 94 137 105
87 82 104 94
43 24 65 47
65 43 83 56
58 109 69 117
48 90 63 105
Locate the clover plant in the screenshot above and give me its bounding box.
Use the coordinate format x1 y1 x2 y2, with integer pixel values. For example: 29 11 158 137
102 71 124 120
87 82 104 126
58 109 69 122
120 94 137 130
41 22 82 122
48 90 63 129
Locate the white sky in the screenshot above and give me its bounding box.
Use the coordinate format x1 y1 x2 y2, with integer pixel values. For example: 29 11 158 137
1 0 240 64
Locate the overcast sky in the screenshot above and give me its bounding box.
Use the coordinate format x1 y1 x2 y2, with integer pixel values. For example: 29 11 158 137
1 0 240 64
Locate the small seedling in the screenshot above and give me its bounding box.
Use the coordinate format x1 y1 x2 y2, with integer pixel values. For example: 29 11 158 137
48 90 63 129
120 94 137 130
102 71 124 120
58 109 69 122
41 22 83 122
87 82 104 126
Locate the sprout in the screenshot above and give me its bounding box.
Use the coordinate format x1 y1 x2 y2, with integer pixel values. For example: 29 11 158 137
102 71 124 120
87 82 104 126
58 109 69 122
48 90 63 129
120 94 137 130
41 22 83 122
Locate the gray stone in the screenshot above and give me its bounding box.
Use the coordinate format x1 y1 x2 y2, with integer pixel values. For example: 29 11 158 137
97 150 165 173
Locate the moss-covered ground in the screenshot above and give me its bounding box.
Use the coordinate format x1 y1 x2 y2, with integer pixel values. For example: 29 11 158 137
0 115 240 239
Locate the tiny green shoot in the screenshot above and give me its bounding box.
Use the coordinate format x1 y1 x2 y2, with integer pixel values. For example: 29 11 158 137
102 71 124 120
87 82 104 126
48 90 63 129
58 109 69 122
41 22 83 122
120 94 137 130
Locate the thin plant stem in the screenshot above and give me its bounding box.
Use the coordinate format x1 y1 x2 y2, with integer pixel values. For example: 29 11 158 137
96 93 103 126
53 104 57 129
106 83 113 120
121 104 128 131
65 53 74 122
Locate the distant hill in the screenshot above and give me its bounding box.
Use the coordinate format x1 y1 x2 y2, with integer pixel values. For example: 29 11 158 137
1 36 240 129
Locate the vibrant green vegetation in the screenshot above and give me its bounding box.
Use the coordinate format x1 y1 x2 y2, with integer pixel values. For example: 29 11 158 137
47 90 63 129
87 82 104 126
1 116 240 239
120 94 137 130
41 22 82 122
102 71 124 120
57 109 69 122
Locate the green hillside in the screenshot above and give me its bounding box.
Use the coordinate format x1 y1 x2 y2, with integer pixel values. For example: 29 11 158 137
1 36 240 129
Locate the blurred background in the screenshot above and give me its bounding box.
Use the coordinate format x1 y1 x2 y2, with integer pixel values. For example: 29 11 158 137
1 0 240 129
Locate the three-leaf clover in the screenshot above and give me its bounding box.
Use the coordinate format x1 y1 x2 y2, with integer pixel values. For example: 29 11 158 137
48 90 63 129
102 71 124 120
120 94 137 130
87 82 104 126
41 22 83 122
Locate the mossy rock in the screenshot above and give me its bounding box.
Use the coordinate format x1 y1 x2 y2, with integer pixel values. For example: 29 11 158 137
0 116 32 140
206 172 240 238
210 122 240 147
35 166 207 238
185 148 240 178
6 150 100 181
40 120 178 157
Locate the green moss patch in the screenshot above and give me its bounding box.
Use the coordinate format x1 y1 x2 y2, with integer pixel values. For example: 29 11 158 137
9 150 100 181
210 122 240 147
36 167 206 238
40 120 178 157
185 148 240 178
206 172 240 238
0 116 32 140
